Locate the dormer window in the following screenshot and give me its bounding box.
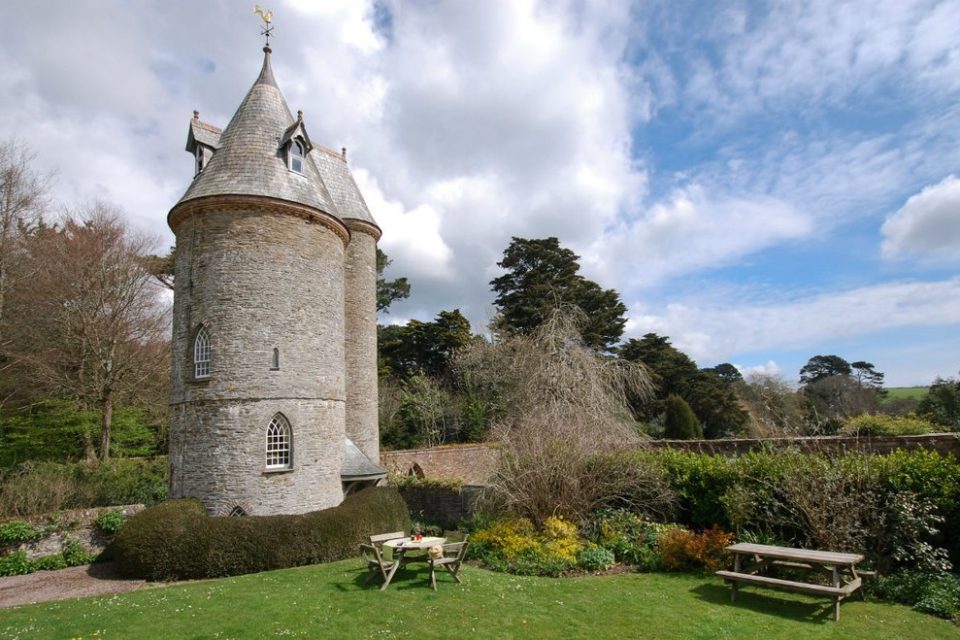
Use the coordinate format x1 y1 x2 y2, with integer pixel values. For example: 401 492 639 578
195 147 206 175
289 140 305 174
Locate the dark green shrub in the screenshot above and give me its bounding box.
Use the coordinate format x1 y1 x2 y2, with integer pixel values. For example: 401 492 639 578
0 519 43 546
663 395 702 439
873 570 960 621
94 509 125 535
113 488 410 581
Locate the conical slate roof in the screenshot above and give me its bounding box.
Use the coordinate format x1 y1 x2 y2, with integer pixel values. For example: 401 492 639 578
175 47 337 215
341 437 386 481
313 146 379 228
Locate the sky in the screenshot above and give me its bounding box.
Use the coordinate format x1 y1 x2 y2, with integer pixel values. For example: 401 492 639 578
2 0 958 387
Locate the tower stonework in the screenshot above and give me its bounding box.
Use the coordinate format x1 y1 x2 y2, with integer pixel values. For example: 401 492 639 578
167 46 384 516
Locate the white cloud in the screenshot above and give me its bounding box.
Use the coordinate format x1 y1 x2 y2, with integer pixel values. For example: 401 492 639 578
628 277 960 363
672 0 960 122
882 175 960 261
739 361 782 378
585 185 812 288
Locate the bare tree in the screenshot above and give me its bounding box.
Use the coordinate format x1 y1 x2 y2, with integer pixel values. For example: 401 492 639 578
0 140 49 345
456 309 672 523
8 204 169 462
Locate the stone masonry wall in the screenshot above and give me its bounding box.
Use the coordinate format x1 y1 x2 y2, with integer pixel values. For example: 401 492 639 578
343 228 379 463
169 203 347 515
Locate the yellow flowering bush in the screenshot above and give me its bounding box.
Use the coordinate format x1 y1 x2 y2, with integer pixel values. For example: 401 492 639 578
472 516 587 576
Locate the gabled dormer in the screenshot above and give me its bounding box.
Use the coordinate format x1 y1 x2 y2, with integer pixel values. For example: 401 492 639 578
186 111 222 177
279 110 313 175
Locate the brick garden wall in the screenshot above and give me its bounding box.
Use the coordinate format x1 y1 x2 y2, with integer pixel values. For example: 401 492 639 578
382 433 960 487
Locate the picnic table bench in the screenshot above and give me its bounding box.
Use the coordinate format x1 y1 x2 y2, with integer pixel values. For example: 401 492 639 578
716 542 867 621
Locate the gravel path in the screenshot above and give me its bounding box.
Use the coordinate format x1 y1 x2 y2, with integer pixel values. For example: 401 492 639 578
0 563 146 609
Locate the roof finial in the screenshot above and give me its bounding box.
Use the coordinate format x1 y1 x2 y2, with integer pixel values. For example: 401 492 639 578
297 110 303 121
342 147 347 160
254 5 274 50
193 110 200 120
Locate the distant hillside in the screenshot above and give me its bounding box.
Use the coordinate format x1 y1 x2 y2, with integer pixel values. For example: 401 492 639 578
883 386 929 403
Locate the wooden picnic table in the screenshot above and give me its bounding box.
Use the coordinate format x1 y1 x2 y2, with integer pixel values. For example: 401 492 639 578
379 536 446 590
716 542 866 621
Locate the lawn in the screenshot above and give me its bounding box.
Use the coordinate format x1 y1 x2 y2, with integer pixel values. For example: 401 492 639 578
1 561 956 640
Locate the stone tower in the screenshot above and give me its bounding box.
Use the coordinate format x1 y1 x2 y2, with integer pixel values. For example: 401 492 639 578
167 44 384 516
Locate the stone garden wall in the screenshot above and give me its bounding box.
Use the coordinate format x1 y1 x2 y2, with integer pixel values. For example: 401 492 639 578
1 504 144 560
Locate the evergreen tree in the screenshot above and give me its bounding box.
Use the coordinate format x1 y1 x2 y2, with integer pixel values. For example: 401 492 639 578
376 249 411 313
620 333 747 438
663 394 702 439
490 237 626 351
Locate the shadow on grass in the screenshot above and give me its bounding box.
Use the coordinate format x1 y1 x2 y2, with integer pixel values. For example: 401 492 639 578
337 562 444 592
691 583 834 624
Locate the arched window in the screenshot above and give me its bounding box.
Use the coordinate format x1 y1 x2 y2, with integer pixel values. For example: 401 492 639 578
228 505 247 517
266 414 292 470
271 347 280 370
194 325 211 379
289 140 304 174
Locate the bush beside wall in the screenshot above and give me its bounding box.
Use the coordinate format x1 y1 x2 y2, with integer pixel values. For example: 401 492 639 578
113 487 411 581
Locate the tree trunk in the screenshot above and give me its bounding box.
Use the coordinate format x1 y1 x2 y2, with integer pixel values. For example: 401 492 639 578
81 428 97 464
99 389 113 462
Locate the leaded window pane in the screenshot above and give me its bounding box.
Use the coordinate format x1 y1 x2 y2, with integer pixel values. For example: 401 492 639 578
266 414 292 469
194 326 211 379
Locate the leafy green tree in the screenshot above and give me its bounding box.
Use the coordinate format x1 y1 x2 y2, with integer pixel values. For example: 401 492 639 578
619 333 747 438
490 237 626 351
799 355 852 385
376 249 410 313
704 363 742 385
918 376 960 430
379 309 474 380
663 394 702 439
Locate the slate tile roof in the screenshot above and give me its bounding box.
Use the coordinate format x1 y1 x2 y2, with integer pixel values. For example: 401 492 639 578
341 437 386 480
175 47 338 217
314 145 378 226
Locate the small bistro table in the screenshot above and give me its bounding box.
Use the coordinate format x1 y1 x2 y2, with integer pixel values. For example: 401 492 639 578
716 542 866 621
380 536 446 590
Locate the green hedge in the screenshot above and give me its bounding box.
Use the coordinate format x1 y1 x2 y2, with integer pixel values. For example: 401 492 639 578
634 448 960 568
113 487 411 581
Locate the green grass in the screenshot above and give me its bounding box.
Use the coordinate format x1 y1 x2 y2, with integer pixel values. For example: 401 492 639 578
0 561 955 639
883 387 929 403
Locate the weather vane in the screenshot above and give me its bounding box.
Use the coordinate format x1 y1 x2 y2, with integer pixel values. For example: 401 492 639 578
254 5 274 47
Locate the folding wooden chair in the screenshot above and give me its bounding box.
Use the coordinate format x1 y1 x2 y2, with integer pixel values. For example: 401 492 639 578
428 535 469 590
360 542 400 590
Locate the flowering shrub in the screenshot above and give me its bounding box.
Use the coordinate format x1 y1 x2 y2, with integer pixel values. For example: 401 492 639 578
471 516 587 576
658 525 733 573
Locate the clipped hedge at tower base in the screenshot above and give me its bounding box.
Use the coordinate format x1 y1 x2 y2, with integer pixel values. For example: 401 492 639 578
113 487 410 581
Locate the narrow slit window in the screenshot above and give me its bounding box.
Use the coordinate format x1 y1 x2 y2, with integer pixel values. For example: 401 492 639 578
266 414 292 470
271 347 280 370
194 326 211 379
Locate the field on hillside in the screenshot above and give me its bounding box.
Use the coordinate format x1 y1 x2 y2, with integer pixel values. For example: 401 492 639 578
883 387 928 403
